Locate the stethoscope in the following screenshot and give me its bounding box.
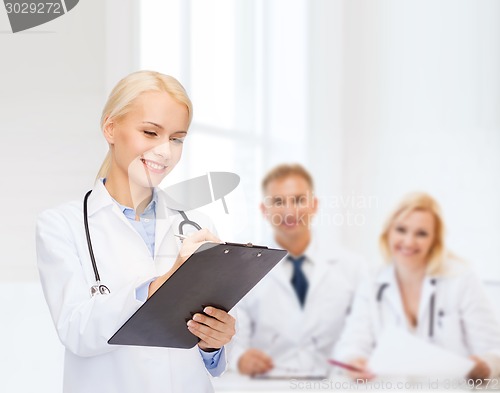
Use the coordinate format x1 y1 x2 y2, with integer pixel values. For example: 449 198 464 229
377 278 441 338
84 190 202 297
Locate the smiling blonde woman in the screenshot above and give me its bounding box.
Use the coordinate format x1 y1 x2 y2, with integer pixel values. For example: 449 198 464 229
332 192 500 380
36 71 235 393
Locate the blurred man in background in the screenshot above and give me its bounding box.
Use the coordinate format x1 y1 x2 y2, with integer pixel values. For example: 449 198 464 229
231 164 365 378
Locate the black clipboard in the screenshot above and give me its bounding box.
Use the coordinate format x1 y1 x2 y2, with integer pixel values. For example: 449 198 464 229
108 242 287 349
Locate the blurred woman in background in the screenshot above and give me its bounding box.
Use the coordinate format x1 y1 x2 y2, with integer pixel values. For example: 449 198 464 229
332 192 500 380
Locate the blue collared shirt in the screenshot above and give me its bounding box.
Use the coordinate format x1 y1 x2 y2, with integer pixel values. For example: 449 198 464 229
105 180 223 371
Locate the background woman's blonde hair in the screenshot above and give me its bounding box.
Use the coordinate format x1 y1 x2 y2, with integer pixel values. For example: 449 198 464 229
379 192 447 275
96 71 193 179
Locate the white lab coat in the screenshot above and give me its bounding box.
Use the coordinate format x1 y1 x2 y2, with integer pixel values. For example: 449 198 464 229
36 179 227 393
231 238 364 376
333 262 500 377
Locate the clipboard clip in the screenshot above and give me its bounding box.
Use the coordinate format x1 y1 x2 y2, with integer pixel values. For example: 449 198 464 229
224 241 268 249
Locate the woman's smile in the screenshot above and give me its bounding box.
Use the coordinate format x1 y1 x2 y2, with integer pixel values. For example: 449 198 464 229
140 158 167 174
394 245 420 257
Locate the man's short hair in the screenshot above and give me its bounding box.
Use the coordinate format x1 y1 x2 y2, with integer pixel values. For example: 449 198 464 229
261 163 314 193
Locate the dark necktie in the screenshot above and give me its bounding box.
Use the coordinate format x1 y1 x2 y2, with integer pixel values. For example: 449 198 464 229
288 255 308 306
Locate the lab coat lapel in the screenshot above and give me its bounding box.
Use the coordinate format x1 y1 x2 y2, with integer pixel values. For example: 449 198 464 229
87 179 138 232
304 239 331 302
305 261 328 301
267 237 331 308
263 239 294 296
376 266 407 326
417 276 437 336
269 260 297 298
268 260 306 343
86 179 115 217
86 179 154 257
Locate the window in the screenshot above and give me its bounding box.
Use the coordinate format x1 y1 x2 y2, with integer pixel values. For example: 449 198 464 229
140 0 309 242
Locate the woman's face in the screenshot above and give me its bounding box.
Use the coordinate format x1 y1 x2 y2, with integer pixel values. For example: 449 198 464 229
388 209 436 269
105 91 189 188
260 175 318 241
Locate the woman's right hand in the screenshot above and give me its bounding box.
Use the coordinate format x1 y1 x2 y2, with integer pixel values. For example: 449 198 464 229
238 348 274 376
467 355 491 380
347 357 375 381
148 229 221 298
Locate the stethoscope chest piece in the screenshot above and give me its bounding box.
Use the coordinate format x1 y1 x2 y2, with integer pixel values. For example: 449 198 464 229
91 282 111 297
84 190 111 297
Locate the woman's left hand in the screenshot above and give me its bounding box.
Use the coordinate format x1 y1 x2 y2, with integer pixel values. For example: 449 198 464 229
187 306 236 351
467 355 491 380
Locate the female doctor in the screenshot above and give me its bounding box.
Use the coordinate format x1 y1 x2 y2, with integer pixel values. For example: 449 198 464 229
36 71 235 393
332 192 500 380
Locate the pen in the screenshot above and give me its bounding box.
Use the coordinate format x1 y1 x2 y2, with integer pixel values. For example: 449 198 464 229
174 234 187 241
327 359 364 372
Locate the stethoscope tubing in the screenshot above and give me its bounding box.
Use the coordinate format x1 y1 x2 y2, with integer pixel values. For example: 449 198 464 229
84 190 100 283
178 210 202 235
377 279 437 338
83 190 200 296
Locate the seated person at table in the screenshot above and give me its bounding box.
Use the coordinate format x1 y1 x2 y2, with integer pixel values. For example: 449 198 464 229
332 192 500 380
231 164 364 377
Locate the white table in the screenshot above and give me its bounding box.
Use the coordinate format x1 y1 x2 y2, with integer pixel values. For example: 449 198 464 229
212 371 495 392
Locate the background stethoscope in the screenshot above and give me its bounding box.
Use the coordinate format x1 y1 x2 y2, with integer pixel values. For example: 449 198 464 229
84 190 201 297
377 278 441 338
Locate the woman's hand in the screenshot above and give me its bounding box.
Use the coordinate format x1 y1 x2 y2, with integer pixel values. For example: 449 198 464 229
188 307 236 351
467 355 491 380
146 229 234 350
238 348 274 376
346 357 375 381
148 229 220 298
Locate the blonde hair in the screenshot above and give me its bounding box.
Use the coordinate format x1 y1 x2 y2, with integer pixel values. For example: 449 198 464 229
96 71 193 179
261 163 314 193
379 192 447 275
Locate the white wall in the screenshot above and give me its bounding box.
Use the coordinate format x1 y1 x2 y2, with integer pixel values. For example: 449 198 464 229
308 0 500 279
307 0 345 248
0 0 140 281
0 0 107 281
0 1 136 391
